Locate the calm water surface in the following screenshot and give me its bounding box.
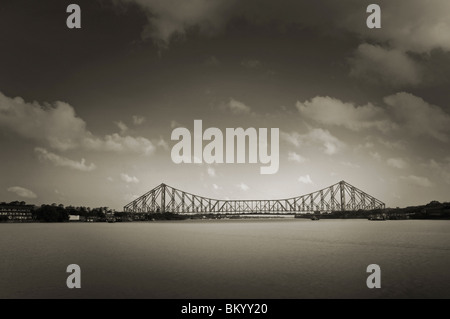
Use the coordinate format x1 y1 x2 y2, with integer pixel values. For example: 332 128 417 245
1 219 450 298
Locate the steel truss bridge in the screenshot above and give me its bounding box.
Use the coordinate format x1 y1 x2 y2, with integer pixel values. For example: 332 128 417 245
123 181 385 214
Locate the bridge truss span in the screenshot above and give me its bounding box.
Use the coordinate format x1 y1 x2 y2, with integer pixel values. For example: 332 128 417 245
123 181 385 214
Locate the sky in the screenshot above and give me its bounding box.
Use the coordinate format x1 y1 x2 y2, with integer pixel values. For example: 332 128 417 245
0 0 449 210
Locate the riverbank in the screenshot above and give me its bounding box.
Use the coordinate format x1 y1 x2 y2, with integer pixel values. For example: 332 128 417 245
2 200 449 222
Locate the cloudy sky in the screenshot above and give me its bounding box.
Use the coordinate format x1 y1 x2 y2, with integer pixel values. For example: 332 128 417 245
1 0 449 210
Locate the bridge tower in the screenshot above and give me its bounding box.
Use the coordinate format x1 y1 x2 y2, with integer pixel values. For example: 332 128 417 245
339 180 346 211
161 183 166 213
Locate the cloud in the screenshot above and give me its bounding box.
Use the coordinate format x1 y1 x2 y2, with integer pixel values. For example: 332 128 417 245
212 183 222 190
241 59 261 69
287 151 306 163
237 182 249 191
83 134 156 155
387 158 408 169
207 167 216 177
118 0 450 56
108 0 450 92
0 92 156 155
424 159 450 185
120 173 140 183
384 92 450 142
107 177 114 182
400 175 433 188
282 129 344 155
115 121 129 134
296 95 394 132
296 92 450 143
35 147 96 172
156 137 169 150
281 132 301 148
309 129 344 155
121 0 236 47
170 120 182 128
353 0 450 54
228 98 251 115
345 1 450 85
132 115 146 125
114 0 450 90
0 92 87 151
298 174 313 184
349 44 422 87
7 186 37 199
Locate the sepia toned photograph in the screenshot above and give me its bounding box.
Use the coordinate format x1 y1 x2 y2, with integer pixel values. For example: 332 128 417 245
1 0 449 303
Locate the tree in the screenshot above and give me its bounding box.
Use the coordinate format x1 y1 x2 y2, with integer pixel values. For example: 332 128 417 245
34 205 69 222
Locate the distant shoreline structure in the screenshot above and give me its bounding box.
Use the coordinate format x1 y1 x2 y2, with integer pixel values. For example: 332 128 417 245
2 197 449 224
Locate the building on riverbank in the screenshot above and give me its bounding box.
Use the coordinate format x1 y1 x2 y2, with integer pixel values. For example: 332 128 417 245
0 202 35 222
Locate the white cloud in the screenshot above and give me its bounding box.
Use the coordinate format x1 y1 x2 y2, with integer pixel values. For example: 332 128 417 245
387 158 408 169
401 175 433 188
156 137 169 150
0 92 87 151
349 44 422 87
107 177 114 182
298 174 313 184
296 95 394 132
115 121 128 133
296 92 450 143
282 129 344 155
132 115 146 126
0 92 156 155
120 173 140 184
287 151 306 163
237 183 249 191
384 92 450 142
212 183 221 190
207 167 216 177
281 131 301 148
7 186 37 199
82 134 156 155
35 147 96 172
228 98 251 115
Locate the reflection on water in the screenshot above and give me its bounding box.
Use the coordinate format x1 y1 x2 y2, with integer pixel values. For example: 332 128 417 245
1 219 450 298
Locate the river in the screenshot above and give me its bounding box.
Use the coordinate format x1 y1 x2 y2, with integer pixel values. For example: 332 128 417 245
1 219 449 298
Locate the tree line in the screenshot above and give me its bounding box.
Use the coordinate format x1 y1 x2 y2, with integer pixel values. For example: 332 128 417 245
33 204 113 222
1 201 113 222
